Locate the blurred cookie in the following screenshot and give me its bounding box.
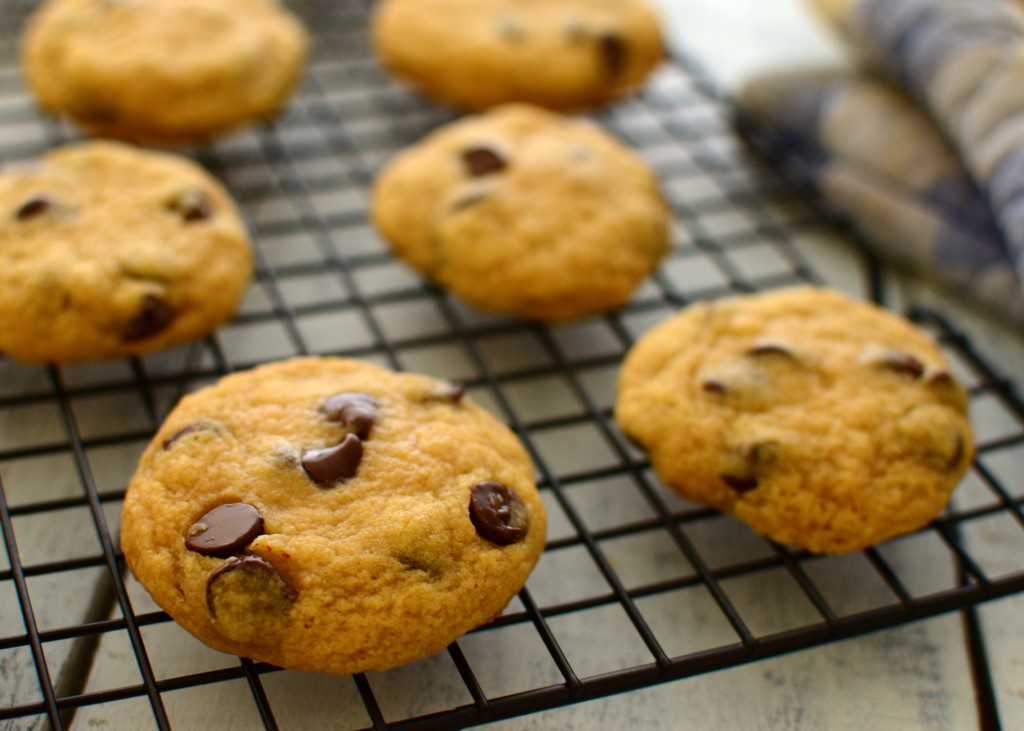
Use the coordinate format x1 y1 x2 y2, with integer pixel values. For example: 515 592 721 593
0 140 252 363
21 0 309 143
372 104 669 321
615 286 973 553
121 356 546 674
371 0 665 111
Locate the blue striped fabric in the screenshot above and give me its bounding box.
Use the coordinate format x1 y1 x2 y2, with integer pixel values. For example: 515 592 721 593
736 68 1024 327
808 0 1024 284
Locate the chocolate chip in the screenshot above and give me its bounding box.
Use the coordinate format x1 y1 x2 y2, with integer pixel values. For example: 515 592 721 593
185 503 265 558
721 474 759 493
15 195 51 221
320 392 378 439
702 379 727 394
168 190 213 222
162 420 221 449
206 555 295 633
469 481 528 545
122 294 175 342
946 432 966 471
598 33 627 76
427 382 465 403
926 369 954 386
746 341 795 359
873 351 925 379
923 369 968 409
462 146 507 177
720 440 779 495
302 433 363 486
163 424 199 449
925 427 970 473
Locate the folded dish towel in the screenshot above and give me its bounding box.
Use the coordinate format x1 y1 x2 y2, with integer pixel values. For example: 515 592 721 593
735 0 1024 328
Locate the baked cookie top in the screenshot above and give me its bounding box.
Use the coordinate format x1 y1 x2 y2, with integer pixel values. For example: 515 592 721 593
615 287 973 554
121 357 546 675
371 0 665 111
372 103 669 321
21 0 309 143
0 140 252 364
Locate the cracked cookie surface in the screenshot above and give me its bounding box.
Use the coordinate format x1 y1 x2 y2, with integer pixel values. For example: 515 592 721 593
614 286 973 553
0 140 252 364
371 0 665 111
371 103 669 321
121 356 546 674
21 0 309 143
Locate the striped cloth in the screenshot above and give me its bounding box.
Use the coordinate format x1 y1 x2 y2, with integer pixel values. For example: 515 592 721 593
735 0 1024 328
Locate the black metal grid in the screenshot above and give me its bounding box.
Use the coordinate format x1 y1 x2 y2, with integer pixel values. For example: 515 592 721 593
1 1 1023 729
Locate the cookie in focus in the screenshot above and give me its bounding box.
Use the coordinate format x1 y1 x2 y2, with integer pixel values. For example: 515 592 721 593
0 140 252 364
121 356 546 674
614 286 973 553
372 103 670 321
21 0 309 143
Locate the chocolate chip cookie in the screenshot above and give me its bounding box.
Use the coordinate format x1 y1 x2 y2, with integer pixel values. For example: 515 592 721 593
0 140 252 364
370 0 665 111
614 287 973 554
120 357 546 674
21 0 309 144
371 103 670 321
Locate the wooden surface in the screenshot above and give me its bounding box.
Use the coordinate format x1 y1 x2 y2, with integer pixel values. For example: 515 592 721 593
1 1 1023 729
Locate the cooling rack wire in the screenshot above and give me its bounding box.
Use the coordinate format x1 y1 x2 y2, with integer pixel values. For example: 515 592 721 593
1 1 1023 729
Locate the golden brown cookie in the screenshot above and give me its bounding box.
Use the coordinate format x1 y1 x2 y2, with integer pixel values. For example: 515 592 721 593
371 103 670 321
121 357 546 674
21 0 309 144
370 0 665 111
614 287 973 554
0 140 252 364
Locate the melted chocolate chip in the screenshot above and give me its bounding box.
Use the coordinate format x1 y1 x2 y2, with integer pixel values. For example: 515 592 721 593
168 190 213 222
320 392 378 438
185 503 265 558
462 146 507 177
206 555 295 628
874 351 925 379
15 195 51 221
598 33 627 76
302 433 363 486
122 294 175 342
469 481 528 545
162 420 220 449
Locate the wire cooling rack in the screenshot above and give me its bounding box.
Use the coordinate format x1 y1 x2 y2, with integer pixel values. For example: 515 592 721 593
2 1 1024 729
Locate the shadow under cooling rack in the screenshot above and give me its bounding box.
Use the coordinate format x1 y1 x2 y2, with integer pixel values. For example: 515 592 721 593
1 1 1024 729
